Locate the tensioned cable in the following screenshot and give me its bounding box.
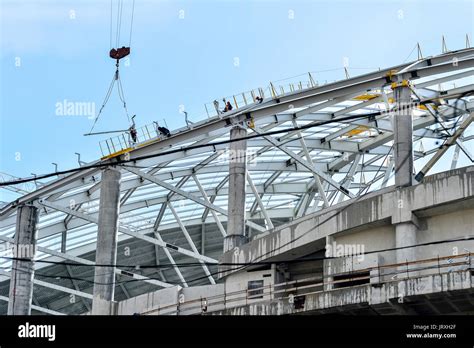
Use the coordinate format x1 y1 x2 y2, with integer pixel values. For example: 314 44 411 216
129 0 136 47
109 0 113 50
88 72 117 134
117 73 131 123
116 0 123 48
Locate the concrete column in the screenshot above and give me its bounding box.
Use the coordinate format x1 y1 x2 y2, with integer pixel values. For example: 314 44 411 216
392 80 417 271
224 126 247 252
395 222 417 265
92 167 121 315
8 204 38 315
393 83 414 187
324 235 334 291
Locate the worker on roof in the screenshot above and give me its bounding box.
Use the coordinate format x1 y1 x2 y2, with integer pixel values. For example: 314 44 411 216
158 126 171 137
129 115 138 143
223 101 233 112
129 124 138 143
154 121 171 138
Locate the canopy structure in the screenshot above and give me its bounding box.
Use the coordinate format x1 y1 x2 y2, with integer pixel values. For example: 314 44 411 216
0 47 473 315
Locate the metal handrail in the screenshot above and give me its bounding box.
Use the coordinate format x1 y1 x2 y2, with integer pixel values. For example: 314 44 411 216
139 252 472 315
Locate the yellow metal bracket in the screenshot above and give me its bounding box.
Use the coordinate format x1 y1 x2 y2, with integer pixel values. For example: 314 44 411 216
101 147 133 161
385 69 398 81
246 117 255 129
390 80 411 90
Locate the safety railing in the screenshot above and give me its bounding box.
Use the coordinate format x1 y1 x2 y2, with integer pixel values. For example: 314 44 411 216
203 72 319 118
268 72 318 98
0 172 39 193
99 133 131 158
99 122 169 158
98 69 345 157
204 87 268 118
140 252 473 316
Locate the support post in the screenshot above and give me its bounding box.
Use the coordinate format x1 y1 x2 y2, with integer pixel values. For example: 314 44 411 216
224 126 247 252
324 235 334 291
393 81 414 187
92 167 121 315
8 204 38 315
392 81 417 268
395 222 417 266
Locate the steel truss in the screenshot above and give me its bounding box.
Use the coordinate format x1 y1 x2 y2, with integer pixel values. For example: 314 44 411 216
0 48 473 314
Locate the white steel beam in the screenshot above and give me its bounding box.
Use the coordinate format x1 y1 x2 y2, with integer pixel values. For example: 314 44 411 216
0 295 65 315
167 202 216 285
415 112 474 181
292 119 330 207
123 166 266 233
0 269 93 299
37 199 218 265
192 174 227 237
152 230 188 287
0 234 172 289
253 126 354 198
246 171 274 230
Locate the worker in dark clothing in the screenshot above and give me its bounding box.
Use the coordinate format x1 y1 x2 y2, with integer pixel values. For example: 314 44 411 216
129 115 138 143
223 101 233 112
129 125 138 143
153 121 170 138
158 126 171 137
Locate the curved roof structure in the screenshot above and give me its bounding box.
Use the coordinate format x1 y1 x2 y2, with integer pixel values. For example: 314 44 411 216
0 47 473 314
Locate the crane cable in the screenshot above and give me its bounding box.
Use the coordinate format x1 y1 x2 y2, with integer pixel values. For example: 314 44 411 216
129 0 136 47
88 0 135 135
88 73 117 134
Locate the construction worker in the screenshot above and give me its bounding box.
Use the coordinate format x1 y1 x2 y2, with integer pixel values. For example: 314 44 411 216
129 115 138 143
129 125 137 143
158 126 171 137
153 121 171 138
223 101 233 112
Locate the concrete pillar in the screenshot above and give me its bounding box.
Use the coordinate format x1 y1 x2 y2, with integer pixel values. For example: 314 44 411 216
8 204 38 315
224 126 247 252
395 222 417 265
324 235 334 291
392 81 417 270
92 167 121 315
393 83 414 187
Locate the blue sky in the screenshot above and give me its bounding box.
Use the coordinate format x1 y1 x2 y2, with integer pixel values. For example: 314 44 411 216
0 0 473 202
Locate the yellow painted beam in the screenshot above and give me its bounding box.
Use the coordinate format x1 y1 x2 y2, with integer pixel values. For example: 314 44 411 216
352 94 380 101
